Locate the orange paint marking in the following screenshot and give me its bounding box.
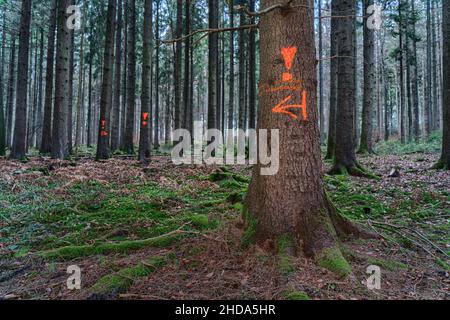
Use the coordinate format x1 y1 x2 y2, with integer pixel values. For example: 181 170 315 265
142 113 149 121
281 47 297 82
142 121 148 127
272 91 307 120
101 131 109 137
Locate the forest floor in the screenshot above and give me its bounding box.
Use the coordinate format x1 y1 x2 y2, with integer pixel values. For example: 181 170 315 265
0 139 449 300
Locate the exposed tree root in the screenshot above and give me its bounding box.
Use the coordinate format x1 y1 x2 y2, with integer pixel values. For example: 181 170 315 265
328 162 380 180
431 159 449 170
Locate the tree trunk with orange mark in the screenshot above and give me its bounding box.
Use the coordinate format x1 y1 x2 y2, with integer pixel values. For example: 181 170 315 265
96 0 116 160
138 0 153 163
245 0 372 278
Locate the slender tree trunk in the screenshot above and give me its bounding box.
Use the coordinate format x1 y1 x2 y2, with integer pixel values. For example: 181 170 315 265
208 0 218 133
246 0 371 278
67 23 75 154
359 0 375 154
425 0 433 137
0 14 6 156
330 0 361 174
248 0 256 130
110 0 123 151
51 0 71 159
35 29 44 148
138 0 153 162
6 36 16 149
325 0 338 160
182 0 191 136
434 0 449 169
75 33 85 149
174 0 182 134
153 0 161 149
411 0 420 142
228 6 235 132
238 9 246 131
96 0 116 160
123 0 136 154
10 0 32 160
431 0 439 131
398 1 406 144
87 56 93 147
318 0 325 144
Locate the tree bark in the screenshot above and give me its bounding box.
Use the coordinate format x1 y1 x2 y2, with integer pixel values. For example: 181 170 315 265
110 0 123 152
138 0 153 162
434 0 449 169
51 0 71 159
228 6 235 132
96 0 116 160
10 0 32 160
330 0 361 174
154 0 161 149
0 14 6 156
6 36 16 149
174 0 183 134
208 0 218 133
359 0 375 154
123 0 136 154
325 0 338 160
246 0 370 278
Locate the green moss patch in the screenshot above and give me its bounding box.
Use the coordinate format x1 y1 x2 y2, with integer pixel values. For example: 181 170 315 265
282 290 311 300
315 247 352 278
91 256 167 294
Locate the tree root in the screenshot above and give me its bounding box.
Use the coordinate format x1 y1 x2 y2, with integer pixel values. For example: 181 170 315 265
328 162 380 180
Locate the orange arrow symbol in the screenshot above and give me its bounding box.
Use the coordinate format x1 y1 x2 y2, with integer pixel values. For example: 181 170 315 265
272 92 308 120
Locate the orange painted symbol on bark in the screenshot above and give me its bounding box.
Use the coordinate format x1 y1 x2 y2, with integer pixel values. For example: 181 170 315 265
142 113 149 127
100 119 108 136
272 91 307 120
281 47 297 82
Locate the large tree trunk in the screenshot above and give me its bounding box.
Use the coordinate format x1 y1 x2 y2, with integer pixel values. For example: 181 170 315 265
10 0 32 160
434 0 449 169
51 0 71 159
123 0 136 154
246 0 369 278
96 0 116 160
359 0 375 154
138 0 153 162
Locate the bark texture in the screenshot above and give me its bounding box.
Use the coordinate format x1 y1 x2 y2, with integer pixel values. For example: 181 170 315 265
246 0 369 277
434 0 449 169
10 0 32 160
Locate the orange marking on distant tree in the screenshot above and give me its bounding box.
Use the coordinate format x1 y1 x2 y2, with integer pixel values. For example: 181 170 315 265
281 47 297 82
142 112 149 121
